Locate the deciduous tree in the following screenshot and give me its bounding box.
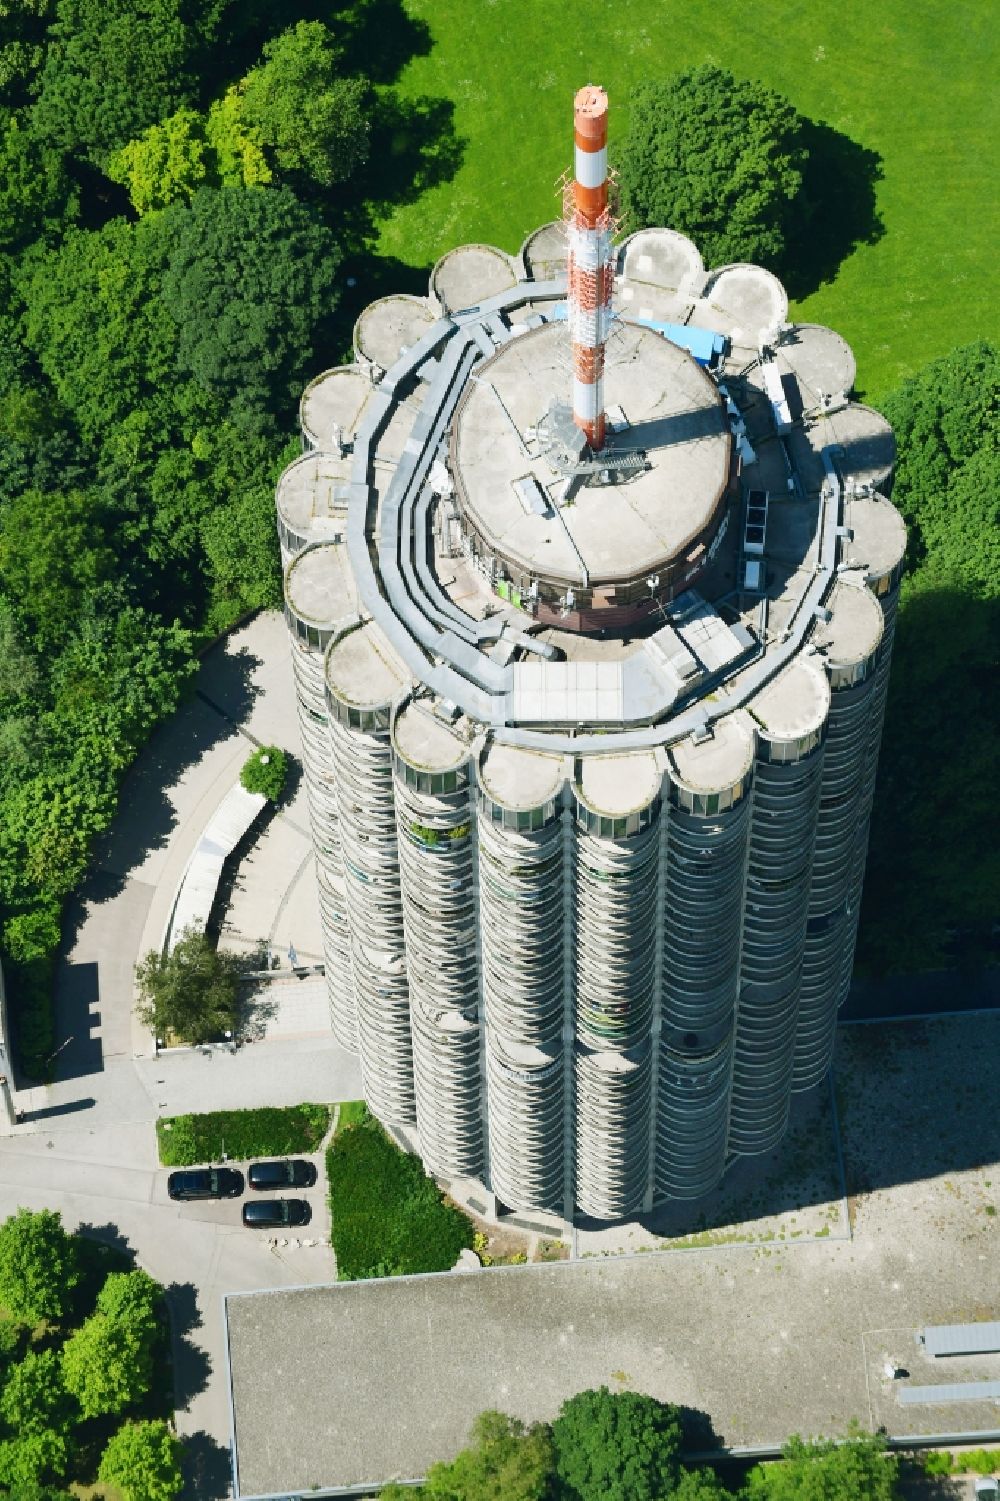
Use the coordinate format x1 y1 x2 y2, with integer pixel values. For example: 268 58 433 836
160 185 340 426
0 1208 80 1325
61 1270 161 1419
30 0 196 163
615 67 808 270
0 1347 72 1435
239 21 370 188
98 1420 184 1501
743 1427 899 1500
420 1410 554 1501
106 108 208 215
134 928 242 1043
551 1386 682 1501
0 1430 69 1491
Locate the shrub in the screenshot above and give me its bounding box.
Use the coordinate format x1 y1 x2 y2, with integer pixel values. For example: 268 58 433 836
327 1111 472 1279
5 952 55 1079
239 744 287 801
156 1103 330 1165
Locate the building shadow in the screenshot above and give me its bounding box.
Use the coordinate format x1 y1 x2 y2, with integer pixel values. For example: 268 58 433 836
50 959 104 1082
19 1094 97 1121
782 116 884 299
856 585 999 975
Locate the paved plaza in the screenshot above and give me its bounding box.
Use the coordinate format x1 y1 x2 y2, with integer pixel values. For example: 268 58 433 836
226 1013 1000 1496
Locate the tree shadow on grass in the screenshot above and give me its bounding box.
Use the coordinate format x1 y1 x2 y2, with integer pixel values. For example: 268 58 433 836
362 91 465 218
201 0 432 98
330 0 433 85
782 117 884 300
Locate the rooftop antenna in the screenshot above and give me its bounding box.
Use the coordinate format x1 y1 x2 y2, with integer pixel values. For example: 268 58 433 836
567 85 613 453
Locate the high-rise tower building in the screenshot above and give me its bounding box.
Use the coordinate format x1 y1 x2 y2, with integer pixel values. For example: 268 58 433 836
277 88 905 1221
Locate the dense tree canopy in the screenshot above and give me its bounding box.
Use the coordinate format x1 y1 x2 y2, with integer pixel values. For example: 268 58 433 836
0 108 73 248
239 20 371 188
0 1348 72 1436
551 1386 683 1501
61 1269 161 1418
419 1411 554 1501
30 0 198 163
0 1212 175 1496
0 0 448 1075
616 67 808 270
381 1401 905 1500
160 185 340 425
743 1429 898 1500
0 0 56 109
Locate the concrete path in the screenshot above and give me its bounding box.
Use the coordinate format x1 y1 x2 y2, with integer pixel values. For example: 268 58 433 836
2 613 360 1496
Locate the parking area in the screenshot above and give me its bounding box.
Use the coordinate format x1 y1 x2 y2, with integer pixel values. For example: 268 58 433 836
157 1151 330 1242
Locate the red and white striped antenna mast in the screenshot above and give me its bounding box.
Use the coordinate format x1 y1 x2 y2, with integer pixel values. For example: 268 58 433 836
567 84 614 452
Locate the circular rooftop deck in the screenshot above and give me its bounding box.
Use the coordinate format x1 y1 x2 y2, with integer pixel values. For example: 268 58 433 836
276 451 351 544
430 244 517 314
520 222 566 282
620 227 704 293
353 296 436 374
299 364 373 451
451 320 732 590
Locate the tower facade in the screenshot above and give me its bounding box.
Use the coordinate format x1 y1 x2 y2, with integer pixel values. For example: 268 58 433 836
277 89 904 1221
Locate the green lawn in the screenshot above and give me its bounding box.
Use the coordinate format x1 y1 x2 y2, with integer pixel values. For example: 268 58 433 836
375 0 997 404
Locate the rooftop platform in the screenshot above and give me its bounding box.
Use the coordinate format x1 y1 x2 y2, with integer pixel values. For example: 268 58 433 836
451 320 732 587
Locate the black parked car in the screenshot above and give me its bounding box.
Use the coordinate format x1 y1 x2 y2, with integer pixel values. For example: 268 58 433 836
167 1166 244 1201
242 1198 311 1229
248 1158 318 1191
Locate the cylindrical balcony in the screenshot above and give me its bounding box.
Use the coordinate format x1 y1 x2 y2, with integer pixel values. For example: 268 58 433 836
281 542 360 1047
298 362 374 453
477 744 568 1212
658 714 755 1197
275 450 351 565
795 581 884 1088
730 659 829 1155
392 698 481 1179
326 622 413 1125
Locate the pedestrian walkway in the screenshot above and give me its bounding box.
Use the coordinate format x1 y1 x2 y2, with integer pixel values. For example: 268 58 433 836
242 976 332 1041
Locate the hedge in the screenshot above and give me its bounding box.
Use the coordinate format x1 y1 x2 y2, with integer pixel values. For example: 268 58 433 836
327 1108 472 1279
156 1104 331 1165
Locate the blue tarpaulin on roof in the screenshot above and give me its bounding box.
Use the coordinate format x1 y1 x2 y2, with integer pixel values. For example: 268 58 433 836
546 303 727 367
